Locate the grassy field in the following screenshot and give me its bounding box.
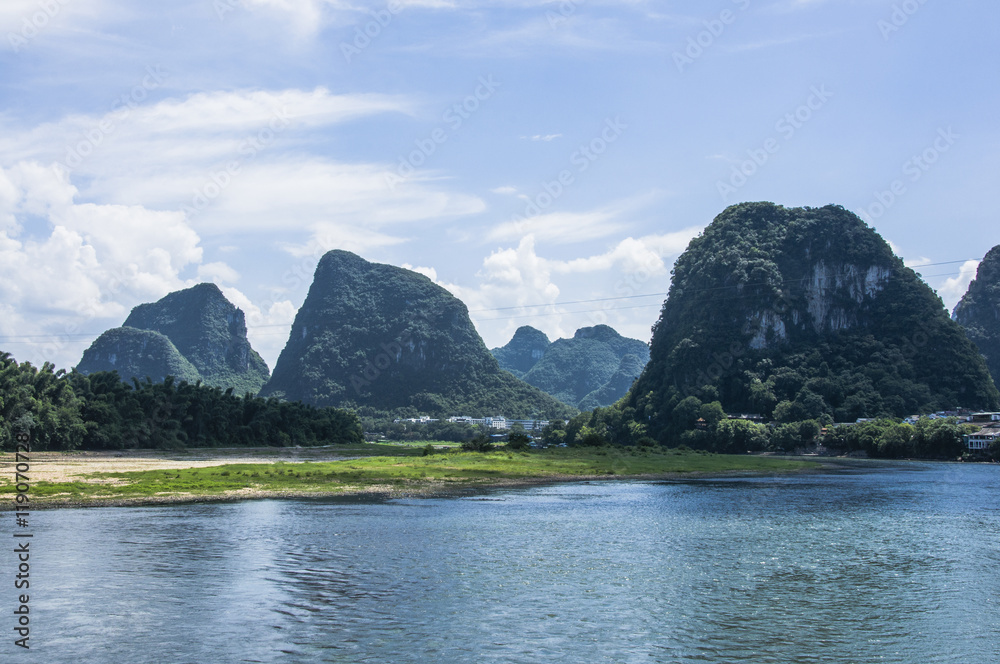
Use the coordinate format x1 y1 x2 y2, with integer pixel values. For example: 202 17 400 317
0 447 813 507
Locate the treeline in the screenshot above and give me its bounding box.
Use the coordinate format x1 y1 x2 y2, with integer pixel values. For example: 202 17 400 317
0 353 363 451
367 419 480 443
540 402 981 459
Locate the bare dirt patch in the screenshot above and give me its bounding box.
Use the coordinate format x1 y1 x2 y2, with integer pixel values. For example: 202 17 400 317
0 447 366 484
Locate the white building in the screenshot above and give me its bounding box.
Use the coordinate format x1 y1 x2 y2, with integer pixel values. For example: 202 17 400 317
966 431 999 451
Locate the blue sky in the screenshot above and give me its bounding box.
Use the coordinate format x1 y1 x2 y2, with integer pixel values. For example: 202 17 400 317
1 0 997 371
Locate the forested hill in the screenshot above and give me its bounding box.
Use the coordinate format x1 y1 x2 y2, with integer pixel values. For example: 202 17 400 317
625 202 999 440
493 325 649 409
953 245 1000 391
260 250 576 419
490 326 551 378
77 283 270 394
0 352 362 451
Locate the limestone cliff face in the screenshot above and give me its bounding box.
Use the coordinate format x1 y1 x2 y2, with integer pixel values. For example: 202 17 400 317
259 250 575 418
77 283 269 393
954 245 1000 391
627 202 998 435
744 262 892 348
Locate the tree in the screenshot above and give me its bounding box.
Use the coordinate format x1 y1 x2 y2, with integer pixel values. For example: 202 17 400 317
506 432 531 451
461 434 494 452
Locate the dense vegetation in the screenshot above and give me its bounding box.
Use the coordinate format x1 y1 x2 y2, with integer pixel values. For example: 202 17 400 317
78 283 270 394
0 352 362 451
540 405 978 459
357 411 481 443
953 245 1000 391
490 326 550 378
261 250 575 419
492 324 649 409
76 327 202 386
623 203 999 442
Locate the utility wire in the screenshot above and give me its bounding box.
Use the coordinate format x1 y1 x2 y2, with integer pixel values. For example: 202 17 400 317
0 259 983 343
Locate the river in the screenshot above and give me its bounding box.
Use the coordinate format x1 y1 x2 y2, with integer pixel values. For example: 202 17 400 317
10 460 1000 663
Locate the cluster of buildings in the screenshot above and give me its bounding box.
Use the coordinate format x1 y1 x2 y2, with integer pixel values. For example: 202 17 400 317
392 415 553 431
393 410 1000 451
900 410 1000 451
959 412 1000 451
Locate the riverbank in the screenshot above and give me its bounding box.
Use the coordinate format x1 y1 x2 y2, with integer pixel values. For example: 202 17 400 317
0 445 816 509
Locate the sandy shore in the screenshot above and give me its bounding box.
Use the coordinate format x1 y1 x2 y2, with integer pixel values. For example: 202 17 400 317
0 446 373 485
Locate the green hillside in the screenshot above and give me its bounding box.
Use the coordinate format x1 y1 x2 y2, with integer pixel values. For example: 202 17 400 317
953 245 1000 392
513 325 649 409
76 327 201 385
625 202 999 441
261 250 575 419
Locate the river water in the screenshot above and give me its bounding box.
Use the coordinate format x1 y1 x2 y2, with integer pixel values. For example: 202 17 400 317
10 461 1000 663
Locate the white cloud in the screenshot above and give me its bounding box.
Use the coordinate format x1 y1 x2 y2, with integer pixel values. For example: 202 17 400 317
488 194 668 245
0 87 483 243
0 0 105 37
451 228 699 348
401 263 439 282
554 228 700 275
0 162 207 368
488 208 625 244
521 134 562 141
295 222 409 256
0 86 492 369
1 88 414 171
220 286 297 369
939 260 980 312
198 262 241 284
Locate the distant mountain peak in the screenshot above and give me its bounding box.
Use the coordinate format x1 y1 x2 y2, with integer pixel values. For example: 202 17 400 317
491 326 551 378
573 324 622 341
493 323 649 409
260 251 574 418
78 283 269 393
626 203 998 437
954 244 1000 390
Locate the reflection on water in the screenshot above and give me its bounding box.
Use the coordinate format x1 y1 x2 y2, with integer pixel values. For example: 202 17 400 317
15 461 1000 663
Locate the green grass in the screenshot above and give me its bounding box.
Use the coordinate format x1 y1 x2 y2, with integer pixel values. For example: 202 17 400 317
369 440 461 449
1 448 813 505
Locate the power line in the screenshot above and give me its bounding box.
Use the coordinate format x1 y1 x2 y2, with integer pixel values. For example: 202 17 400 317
0 258 983 343
468 292 668 313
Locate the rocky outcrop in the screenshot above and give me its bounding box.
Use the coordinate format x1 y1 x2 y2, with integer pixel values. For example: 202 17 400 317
490 326 551 378
626 202 999 437
954 246 1000 391
77 327 201 385
259 250 575 418
77 283 269 393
